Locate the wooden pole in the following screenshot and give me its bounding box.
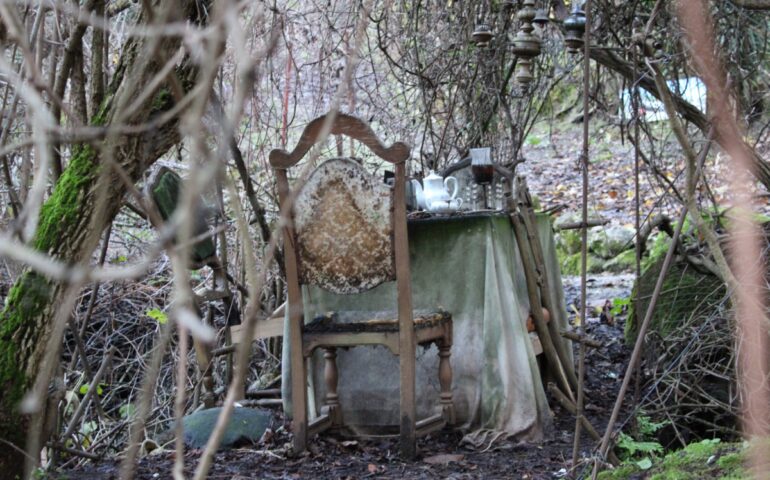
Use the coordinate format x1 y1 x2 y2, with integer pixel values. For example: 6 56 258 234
573 0 592 469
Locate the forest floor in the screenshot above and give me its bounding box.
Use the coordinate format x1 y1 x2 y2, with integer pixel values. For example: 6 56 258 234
520 114 770 223
59 276 634 480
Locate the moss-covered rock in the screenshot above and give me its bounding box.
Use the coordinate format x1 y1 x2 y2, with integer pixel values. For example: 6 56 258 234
625 256 726 345
604 249 637 273
560 252 605 276
180 407 273 449
589 225 635 259
149 167 216 265
598 439 749 480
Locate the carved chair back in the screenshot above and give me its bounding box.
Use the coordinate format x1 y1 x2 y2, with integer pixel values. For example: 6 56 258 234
269 113 413 306
292 157 395 294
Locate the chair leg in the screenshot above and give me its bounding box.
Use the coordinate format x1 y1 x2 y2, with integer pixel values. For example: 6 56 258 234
290 352 308 455
399 337 417 458
323 347 342 426
438 339 456 425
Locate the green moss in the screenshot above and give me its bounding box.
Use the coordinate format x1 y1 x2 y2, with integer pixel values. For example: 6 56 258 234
34 145 99 254
642 232 671 271
556 229 582 255
90 93 113 127
599 440 747 480
604 249 637 273
625 256 726 345
560 252 604 276
649 440 746 480
597 464 639 480
716 451 743 470
0 272 51 412
560 252 581 275
151 87 173 112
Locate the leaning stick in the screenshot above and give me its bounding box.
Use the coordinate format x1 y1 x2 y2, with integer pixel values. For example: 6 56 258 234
561 330 602 349
510 210 575 403
516 179 580 391
61 347 115 443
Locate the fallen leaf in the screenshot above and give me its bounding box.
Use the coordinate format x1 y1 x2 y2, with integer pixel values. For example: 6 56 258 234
367 464 377 474
424 453 465 465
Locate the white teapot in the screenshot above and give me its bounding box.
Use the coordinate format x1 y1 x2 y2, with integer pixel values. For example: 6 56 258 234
421 170 462 212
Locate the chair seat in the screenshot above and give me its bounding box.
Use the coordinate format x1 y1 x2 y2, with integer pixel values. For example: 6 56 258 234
305 310 451 334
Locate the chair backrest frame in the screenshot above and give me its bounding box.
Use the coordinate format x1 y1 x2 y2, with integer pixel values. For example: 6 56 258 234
269 114 413 322
269 113 417 452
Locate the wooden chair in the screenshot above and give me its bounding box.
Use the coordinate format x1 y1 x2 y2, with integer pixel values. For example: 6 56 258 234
270 113 454 458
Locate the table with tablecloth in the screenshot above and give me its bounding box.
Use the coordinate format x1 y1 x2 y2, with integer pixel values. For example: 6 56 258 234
282 212 572 440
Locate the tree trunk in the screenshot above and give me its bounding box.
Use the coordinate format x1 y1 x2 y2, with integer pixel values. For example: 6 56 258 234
0 2 209 476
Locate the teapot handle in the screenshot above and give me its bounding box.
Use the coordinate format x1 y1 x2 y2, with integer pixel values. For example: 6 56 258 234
444 176 459 200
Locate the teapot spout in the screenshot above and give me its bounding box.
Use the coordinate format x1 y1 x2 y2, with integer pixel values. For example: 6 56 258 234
410 179 426 210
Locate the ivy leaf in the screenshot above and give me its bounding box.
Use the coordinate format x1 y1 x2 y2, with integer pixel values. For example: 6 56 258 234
146 308 168 324
79 383 104 396
611 297 631 316
119 403 136 419
636 457 653 470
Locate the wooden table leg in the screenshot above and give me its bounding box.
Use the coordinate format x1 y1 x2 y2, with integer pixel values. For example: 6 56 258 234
438 338 455 425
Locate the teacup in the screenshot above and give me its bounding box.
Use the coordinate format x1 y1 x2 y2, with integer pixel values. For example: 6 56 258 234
428 198 463 213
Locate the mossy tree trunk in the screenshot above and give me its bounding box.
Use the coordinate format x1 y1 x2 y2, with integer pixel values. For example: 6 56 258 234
0 2 209 477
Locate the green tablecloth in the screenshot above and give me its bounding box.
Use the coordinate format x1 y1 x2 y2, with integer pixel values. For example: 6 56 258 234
282 213 571 439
